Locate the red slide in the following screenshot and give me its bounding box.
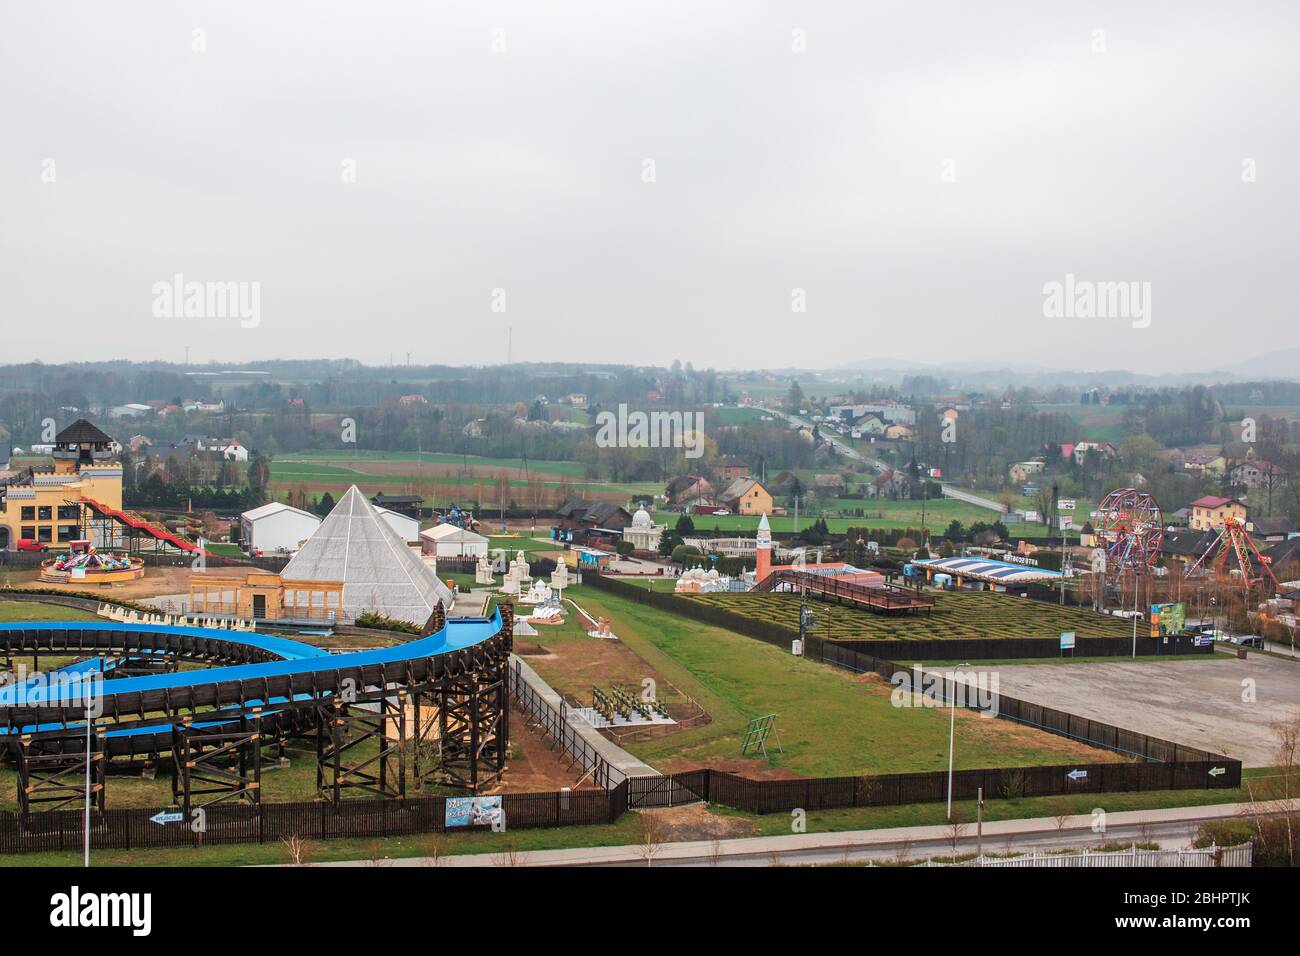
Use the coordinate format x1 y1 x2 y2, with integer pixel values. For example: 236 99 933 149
80 498 201 553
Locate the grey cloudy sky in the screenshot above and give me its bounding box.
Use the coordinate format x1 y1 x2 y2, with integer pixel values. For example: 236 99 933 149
2 1 1297 372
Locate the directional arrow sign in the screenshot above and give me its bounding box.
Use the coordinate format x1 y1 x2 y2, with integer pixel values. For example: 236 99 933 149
1066 769 1088 781
1208 767 1226 778
149 811 184 826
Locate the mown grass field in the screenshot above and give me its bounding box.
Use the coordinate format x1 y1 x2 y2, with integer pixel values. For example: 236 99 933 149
269 454 660 503
682 589 1134 642
0 601 100 624
562 586 1124 776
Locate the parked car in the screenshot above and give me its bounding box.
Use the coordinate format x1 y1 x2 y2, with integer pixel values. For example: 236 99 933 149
15 539 48 552
711 509 730 516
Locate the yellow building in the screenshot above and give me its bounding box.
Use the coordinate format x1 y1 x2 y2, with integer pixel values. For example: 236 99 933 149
1189 495 1246 532
718 477 774 516
188 572 345 623
0 420 124 550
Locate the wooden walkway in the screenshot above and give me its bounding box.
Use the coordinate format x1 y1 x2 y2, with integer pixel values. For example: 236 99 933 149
755 568 935 615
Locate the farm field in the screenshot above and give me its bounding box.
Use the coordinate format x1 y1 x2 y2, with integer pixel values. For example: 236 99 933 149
547 586 1125 777
682 589 1135 642
268 454 660 504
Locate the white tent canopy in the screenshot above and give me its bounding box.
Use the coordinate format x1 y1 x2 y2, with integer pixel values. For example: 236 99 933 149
282 485 453 626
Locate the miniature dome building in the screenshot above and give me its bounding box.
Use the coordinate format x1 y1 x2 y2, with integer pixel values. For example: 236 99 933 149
621 506 663 552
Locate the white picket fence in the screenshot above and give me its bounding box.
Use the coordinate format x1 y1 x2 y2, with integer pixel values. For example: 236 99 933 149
920 843 1252 868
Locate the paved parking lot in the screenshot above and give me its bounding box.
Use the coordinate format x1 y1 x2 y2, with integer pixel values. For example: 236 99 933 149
928 654 1300 767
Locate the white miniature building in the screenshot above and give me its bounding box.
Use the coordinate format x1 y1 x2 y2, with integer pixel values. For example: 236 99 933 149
621 506 664 553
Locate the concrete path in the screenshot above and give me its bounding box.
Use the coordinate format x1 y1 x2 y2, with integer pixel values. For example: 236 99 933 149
929 655 1300 766
305 798 1292 867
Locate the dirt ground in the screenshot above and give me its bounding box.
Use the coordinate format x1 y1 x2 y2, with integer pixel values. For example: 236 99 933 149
635 804 758 843
925 655 1300 767
521 628 705 728
494 702 603 793
6 565 247 600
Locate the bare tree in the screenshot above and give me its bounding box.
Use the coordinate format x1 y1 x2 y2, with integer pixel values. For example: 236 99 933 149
281 833 313 866
637 810 669 867
945 820 970 862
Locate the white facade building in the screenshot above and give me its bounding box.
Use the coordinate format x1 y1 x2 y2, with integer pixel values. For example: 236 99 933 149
377 507 420 543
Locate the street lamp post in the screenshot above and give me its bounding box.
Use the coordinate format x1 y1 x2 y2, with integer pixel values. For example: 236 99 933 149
946 663 970 820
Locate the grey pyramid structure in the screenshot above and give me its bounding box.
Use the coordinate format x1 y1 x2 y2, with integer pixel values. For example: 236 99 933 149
281 485 452 626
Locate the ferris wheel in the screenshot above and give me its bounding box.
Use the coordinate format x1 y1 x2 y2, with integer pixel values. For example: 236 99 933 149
1094 488 1165 580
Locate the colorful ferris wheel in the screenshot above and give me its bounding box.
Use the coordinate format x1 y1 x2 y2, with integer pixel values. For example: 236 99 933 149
1094 488 1165 581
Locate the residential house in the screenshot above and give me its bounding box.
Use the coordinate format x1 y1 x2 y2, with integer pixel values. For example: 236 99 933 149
1073 441 1117 465
717 457 750 482
812 473 846 494
220 440 249 462
1231 460 1288 490
1189 495 1247 532
556 499 633 532
1184 453 1227 478
850 414 886 437
716 478 773 516
884 424 913 441
1248 515 1295 543
1008 460 1047 484
665 474 715 510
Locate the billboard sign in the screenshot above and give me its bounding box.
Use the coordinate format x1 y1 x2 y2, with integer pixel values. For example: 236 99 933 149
445 796 504 829
1149 602 1187 637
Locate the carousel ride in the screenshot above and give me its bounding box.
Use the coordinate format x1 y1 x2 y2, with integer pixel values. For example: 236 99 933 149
39 541 145 584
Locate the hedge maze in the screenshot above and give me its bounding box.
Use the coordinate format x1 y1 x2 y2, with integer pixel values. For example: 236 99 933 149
682 589 1134 642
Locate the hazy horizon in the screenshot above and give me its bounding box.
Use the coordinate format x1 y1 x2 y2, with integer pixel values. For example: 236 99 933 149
4 1 1297 370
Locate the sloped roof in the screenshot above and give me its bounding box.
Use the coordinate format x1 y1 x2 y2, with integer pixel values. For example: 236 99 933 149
242 501 320 523
718 477 765 502
421 523 488 543
55 419 114 445
281 485 453 625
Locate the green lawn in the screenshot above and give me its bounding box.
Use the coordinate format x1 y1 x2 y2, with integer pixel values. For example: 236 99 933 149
3 772 1275 868
563 586 1123 777
0 601 100 623
683 589 1134 642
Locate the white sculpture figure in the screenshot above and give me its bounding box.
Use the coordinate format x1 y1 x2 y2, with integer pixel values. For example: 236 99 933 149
501 564 521 596
550 563 569 592
475 552 494 585
513 550 532 584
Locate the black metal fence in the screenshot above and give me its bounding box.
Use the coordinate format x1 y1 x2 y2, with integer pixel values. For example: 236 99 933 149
508 660 623 789
816 641 1226 763
0 785 629 854
701 760 1239 813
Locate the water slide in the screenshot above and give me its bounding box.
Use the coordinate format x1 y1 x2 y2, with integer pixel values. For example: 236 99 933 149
79 497 201 553
0 609 507 747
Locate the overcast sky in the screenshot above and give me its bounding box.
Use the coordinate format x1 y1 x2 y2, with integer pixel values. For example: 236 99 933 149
2 1 1297 373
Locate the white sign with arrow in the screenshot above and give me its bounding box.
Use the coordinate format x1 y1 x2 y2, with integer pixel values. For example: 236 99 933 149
1208 767 1226 778
149 811 184 826
1066 769 1088 781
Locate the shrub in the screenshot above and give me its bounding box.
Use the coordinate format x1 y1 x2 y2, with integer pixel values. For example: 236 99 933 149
354 611 422 635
